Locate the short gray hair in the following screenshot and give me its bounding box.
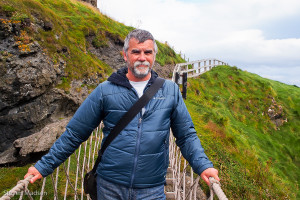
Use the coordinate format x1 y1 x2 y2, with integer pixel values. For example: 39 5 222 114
123 29 158 54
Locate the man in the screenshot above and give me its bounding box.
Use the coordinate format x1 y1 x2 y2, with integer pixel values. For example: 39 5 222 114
25 29 219 199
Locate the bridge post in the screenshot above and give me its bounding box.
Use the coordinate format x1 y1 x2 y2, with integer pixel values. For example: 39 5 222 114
182 72 187 99
175 72 180 85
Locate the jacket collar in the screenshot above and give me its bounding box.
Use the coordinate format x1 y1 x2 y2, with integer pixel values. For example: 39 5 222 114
107 67 159 89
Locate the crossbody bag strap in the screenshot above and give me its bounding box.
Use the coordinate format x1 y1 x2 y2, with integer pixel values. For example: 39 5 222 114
91 77 165 173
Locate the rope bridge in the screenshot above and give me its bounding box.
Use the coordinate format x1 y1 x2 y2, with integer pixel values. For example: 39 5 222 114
1 59 228 200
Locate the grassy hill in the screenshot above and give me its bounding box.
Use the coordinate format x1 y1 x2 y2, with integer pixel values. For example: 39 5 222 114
185 65 299 199
0 0 299 199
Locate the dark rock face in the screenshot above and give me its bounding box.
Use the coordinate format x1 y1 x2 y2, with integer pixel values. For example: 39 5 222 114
80 0 97 7
87 35 126 70
0 18 82 164
43 21 53 31
0 88 79 152
13 117 70 156
0 117 71 165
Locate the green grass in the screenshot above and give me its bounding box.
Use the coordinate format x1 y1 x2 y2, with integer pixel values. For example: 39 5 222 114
156 41 185 65
185 65 300 199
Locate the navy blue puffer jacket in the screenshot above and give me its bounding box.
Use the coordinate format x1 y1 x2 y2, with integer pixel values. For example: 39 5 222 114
35 67 213 188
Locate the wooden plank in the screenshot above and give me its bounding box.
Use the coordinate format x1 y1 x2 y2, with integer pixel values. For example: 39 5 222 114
166 192 176 199
166 178 176 185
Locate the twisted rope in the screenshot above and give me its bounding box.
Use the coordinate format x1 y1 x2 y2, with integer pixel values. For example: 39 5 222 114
0 175 33 200
208 177 228 200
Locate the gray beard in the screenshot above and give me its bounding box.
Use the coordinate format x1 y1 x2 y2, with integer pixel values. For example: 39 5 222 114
130 61 151 79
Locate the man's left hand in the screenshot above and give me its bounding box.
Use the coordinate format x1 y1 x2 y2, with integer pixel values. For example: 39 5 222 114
200 168 220 185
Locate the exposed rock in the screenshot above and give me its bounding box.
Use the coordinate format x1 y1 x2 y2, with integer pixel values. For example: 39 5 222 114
0 117 70 165
0 46 60 110
81 0 97 7
87 35 125 70
0 146 18 165
30 12 53 32
57 46 68 54
22 18 31 27
43 21 53 31
267 97 287 129
14 117 70 156
0 17 79 161
0 88 80 153
0 19 19 39
153 63 174 79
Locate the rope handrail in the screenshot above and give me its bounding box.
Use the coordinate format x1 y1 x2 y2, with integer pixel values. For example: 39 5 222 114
208 177 228 200
1 58 228 200
0 175 34 200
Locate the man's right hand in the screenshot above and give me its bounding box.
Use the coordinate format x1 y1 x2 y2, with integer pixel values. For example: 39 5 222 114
24 166 43 184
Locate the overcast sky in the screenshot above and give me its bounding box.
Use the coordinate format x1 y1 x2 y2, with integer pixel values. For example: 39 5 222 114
98 0 300 86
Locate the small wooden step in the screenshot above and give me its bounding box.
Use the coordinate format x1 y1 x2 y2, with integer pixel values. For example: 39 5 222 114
165 192 175 199
167 167 173 173
165 178 176 185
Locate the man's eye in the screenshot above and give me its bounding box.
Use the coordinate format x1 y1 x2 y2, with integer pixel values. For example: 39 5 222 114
131 50 140 54
145 50 153 54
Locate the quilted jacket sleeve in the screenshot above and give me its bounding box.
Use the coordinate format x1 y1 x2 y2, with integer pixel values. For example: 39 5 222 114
170 84 213 175
34 84 104 177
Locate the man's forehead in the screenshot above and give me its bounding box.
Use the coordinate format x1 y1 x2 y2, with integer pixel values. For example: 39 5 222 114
129 38 153 45
130 37 153 43
128 38 154 49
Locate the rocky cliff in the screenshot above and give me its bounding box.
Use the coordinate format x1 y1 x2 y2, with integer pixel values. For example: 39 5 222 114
0 16 85 165
0 7 174 165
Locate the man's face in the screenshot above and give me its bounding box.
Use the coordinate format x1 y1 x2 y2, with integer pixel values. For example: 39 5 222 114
124 38 156 79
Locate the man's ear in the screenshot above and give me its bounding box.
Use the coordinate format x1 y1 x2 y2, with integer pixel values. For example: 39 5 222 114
123 50 127 62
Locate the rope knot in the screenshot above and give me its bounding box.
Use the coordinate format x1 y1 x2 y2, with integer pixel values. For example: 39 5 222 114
16 179 29 191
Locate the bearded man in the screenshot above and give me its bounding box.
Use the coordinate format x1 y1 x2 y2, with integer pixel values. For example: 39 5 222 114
25 29 219 200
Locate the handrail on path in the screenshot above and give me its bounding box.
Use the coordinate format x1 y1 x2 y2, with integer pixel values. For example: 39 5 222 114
172 58 228 82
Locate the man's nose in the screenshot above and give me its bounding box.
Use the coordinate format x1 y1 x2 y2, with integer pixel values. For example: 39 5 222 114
138 52 146 61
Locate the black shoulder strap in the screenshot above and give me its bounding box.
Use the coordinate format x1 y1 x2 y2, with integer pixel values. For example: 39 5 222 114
91 77 165 172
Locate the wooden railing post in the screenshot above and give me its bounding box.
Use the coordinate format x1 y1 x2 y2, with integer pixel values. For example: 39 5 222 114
175 72 180 85
182 72 187 100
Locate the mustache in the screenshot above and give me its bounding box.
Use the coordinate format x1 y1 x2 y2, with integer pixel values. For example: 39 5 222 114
134 61 150 68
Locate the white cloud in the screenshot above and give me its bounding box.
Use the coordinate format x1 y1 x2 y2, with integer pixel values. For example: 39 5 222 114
98 0 300 86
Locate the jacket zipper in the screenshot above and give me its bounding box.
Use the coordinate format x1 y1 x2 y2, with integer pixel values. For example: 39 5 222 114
129 84 151 187
130 111 143 187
